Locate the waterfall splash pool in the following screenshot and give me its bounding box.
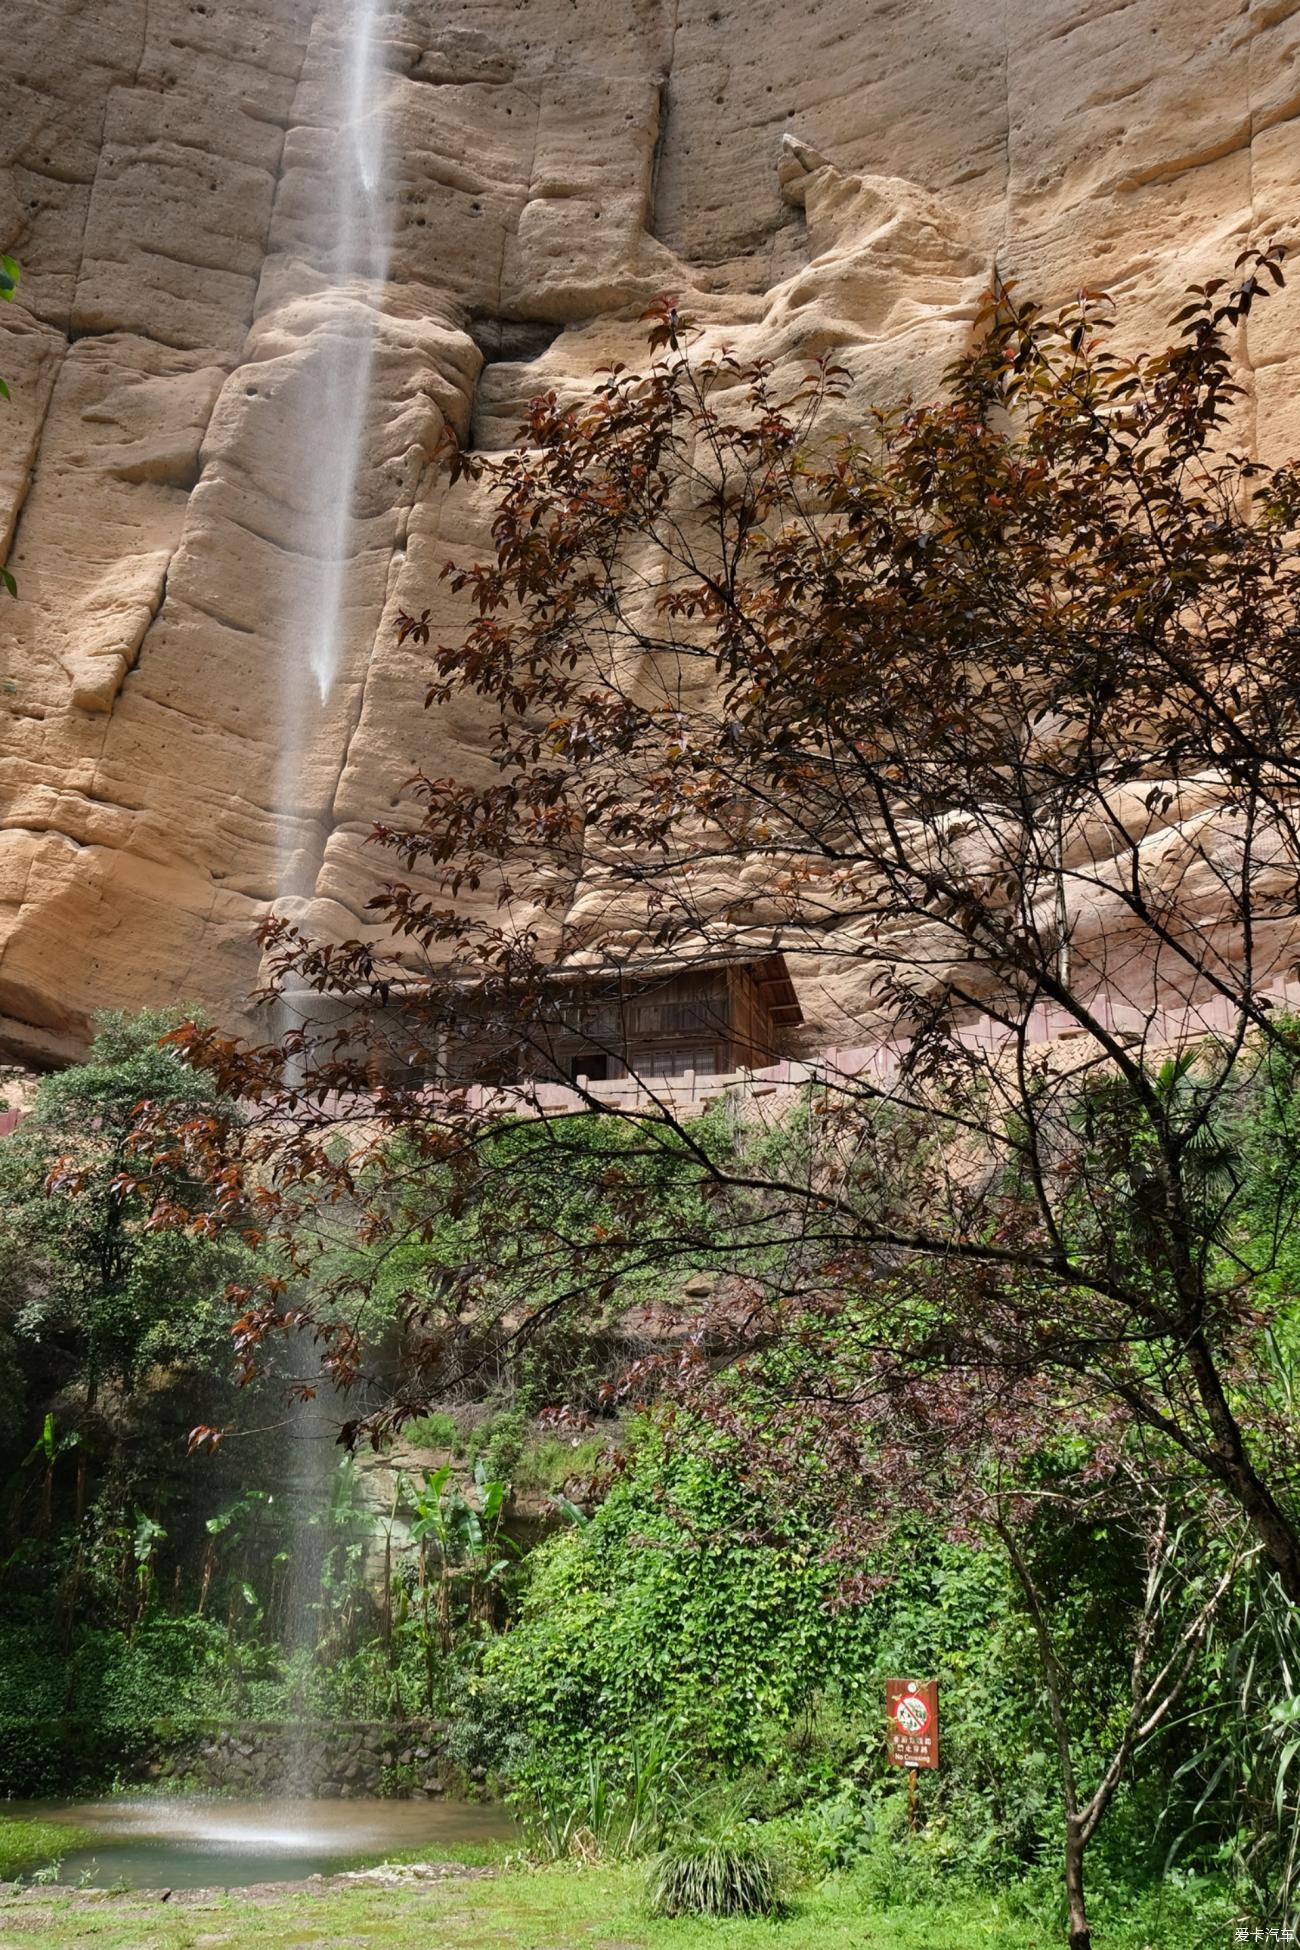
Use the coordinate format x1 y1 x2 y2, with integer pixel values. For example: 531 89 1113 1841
13 1794 514 1890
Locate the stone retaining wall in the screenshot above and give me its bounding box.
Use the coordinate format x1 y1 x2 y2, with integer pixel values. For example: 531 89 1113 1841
147 1720 462 1799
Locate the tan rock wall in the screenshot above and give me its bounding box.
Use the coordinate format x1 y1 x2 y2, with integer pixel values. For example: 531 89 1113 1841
0 0 1297 1060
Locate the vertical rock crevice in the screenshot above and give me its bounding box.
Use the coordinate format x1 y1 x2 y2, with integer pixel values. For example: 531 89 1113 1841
2 0 1299 1057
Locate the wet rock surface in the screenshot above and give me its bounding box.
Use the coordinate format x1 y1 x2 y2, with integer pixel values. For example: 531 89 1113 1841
149 1718 453 1799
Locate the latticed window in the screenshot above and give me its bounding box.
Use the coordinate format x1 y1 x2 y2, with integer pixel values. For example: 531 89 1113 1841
560 1006 618 1037
628 1000 723 1037
531 954 797 1086
635 1046 720 1078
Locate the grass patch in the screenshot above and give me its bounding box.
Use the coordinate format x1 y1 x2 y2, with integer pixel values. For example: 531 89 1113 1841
513 1432 606 1497
0 1814 96 1879
396 1413 605 1498
385 1836 517 1869
403 1410 462 1453
0 1855 1239 1949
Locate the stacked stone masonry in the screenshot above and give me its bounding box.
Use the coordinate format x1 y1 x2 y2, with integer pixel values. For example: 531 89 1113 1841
148 1719 459 1798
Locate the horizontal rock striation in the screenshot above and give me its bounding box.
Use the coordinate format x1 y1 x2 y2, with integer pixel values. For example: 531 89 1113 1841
1 0 1298 1060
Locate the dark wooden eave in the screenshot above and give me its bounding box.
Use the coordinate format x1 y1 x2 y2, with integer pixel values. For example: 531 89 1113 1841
342 948 804 1028
747 953 803 1029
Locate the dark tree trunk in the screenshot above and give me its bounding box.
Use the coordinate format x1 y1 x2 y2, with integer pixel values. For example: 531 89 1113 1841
1065 1823 1090 1950
1186 1329 1300 1602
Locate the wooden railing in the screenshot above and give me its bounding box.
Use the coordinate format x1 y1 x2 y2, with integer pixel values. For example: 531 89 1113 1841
443 979 1300 1124
7 983 1300 1142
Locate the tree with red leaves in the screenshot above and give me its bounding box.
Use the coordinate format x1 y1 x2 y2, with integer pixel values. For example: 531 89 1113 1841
145 248 1300 1634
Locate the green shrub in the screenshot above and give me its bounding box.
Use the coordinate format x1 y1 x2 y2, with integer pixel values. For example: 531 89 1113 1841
512 1431 606 1497
774 1788 874 1875
526 1730 702 1861
0 1609 245 1795
483 1417 863 1803
439 1666 533 1786
404 1410 461 1452
468 1408 527 1483
646 1824 784 1917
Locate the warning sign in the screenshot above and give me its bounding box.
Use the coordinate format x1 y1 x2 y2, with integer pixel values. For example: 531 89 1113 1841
886 1678 939 1770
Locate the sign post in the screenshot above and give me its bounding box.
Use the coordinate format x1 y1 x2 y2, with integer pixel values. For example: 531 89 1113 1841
885 1678 939 1826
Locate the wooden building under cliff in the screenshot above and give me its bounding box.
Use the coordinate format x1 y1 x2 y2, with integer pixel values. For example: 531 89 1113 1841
358 952 804 1090
544 954 803 1084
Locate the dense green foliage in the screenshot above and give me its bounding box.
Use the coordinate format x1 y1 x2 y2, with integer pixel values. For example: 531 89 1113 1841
0 1013 1292 1944
0 1611 231 1796
0 1029 653 1795
466 1413 1287 1940
0 1009 243 1415
0 1015 443 1788
0 1443 530 1795
480 1423 1126 1856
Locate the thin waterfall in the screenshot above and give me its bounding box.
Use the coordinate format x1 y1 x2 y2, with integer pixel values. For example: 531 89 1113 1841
273 0 391 899
270 0 394 1796
304 0 389 705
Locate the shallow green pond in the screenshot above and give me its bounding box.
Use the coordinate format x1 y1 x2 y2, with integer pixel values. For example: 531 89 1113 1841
3 1793 513 1889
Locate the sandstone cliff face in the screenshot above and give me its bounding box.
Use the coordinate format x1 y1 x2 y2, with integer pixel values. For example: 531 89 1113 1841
0 0 1297 1061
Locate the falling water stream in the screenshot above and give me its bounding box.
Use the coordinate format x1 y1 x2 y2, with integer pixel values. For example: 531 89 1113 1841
265 0 400 1808
301 0 389 706
256 0 401 1844
273 0 391 898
